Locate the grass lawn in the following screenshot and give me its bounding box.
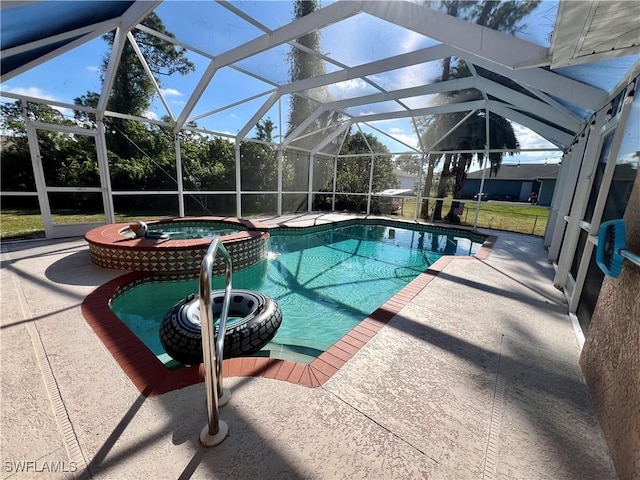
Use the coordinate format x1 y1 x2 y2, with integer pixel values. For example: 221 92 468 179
397 198 549 236
1 210 47 239
0 210 166 240
1 201 550 240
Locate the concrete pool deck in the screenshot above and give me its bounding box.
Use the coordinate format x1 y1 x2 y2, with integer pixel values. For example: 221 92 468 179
1 214 616 479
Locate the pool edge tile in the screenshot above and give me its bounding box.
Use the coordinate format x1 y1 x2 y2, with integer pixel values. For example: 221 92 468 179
287 363 306 384
275 361 296 381
262 359 285 379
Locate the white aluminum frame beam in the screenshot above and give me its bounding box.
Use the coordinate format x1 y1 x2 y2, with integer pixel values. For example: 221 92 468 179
127 32 175 122
235 92 281 141
553 109 608 289
519 84 587 125
105 110 172 127
427 109 479 152
31 121 98 137
311 121 352 155
362 1 550 70
97 27 127 120
176 0 365 130
450 47 608 111
24 101 53 237
97 1 161 119
280 105 325 148
287 119 346 146
96 120 115 224
0 91 95 114
185 42 452 142
325 77 475 115
360 121 421 153
280 44 453 97
475 77 583 133
280 53 467 147
189 89 276 124
568 85 635 311
135 23 214 61
353 100 486 123
487 101 574 148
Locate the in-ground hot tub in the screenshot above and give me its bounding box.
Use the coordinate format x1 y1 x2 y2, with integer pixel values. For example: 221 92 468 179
85 217 270 274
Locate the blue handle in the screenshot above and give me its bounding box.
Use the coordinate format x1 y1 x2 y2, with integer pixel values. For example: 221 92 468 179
596 219 640 278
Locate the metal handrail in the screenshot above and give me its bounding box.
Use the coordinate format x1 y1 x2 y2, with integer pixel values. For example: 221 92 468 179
199 238 232 445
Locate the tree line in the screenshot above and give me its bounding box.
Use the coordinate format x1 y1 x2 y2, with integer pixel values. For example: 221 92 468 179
1 0 537 220
1 6 398 216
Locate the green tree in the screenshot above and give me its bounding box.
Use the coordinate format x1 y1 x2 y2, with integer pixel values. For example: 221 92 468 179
1 102 99 209
75 13 194 166
335 131 399 213
179 132 236 214
238 119 279 213
71 14 196 213
419 0 538 221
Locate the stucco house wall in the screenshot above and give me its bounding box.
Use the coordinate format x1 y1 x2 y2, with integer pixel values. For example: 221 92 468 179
461 164 558 205
580 167 640 480
462 179 528 200
394 169 419 191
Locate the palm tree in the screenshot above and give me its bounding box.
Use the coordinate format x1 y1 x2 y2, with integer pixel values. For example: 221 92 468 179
418 0 538 220
420 97 520 222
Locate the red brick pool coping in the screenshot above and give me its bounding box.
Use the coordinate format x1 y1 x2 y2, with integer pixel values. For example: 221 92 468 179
81 229 496 396
84 216 269 248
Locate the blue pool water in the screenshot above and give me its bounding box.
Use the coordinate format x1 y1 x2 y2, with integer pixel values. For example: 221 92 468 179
125 222 243 240
110 224 484 364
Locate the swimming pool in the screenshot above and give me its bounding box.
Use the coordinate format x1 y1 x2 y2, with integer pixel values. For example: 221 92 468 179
110 222 484 365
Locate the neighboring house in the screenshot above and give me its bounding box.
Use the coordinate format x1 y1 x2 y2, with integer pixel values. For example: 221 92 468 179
394 168 420 192
461 163 560 206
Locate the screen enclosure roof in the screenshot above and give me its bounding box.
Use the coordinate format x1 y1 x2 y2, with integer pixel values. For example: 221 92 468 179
1 0 639 154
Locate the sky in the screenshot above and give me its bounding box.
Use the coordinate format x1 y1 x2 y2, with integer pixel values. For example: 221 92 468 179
2 0 620 170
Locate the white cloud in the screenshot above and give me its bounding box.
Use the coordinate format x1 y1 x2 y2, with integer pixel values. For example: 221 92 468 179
161 88 183 97
143 110 160 121
86 65 100 73
2 86 52 100
386 132 419 149
360 121 420 151
383 127 420 148
171 100 186 106
330 78 368 93
0 85 72 117
511 122 557 149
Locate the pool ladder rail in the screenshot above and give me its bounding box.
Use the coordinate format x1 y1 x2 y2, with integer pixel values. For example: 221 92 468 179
199 238 232 447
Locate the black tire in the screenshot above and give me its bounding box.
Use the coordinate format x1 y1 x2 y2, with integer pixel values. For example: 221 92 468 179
159 289 282 365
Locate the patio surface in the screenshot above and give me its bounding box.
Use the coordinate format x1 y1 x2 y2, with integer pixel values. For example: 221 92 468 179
1 214 616 479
